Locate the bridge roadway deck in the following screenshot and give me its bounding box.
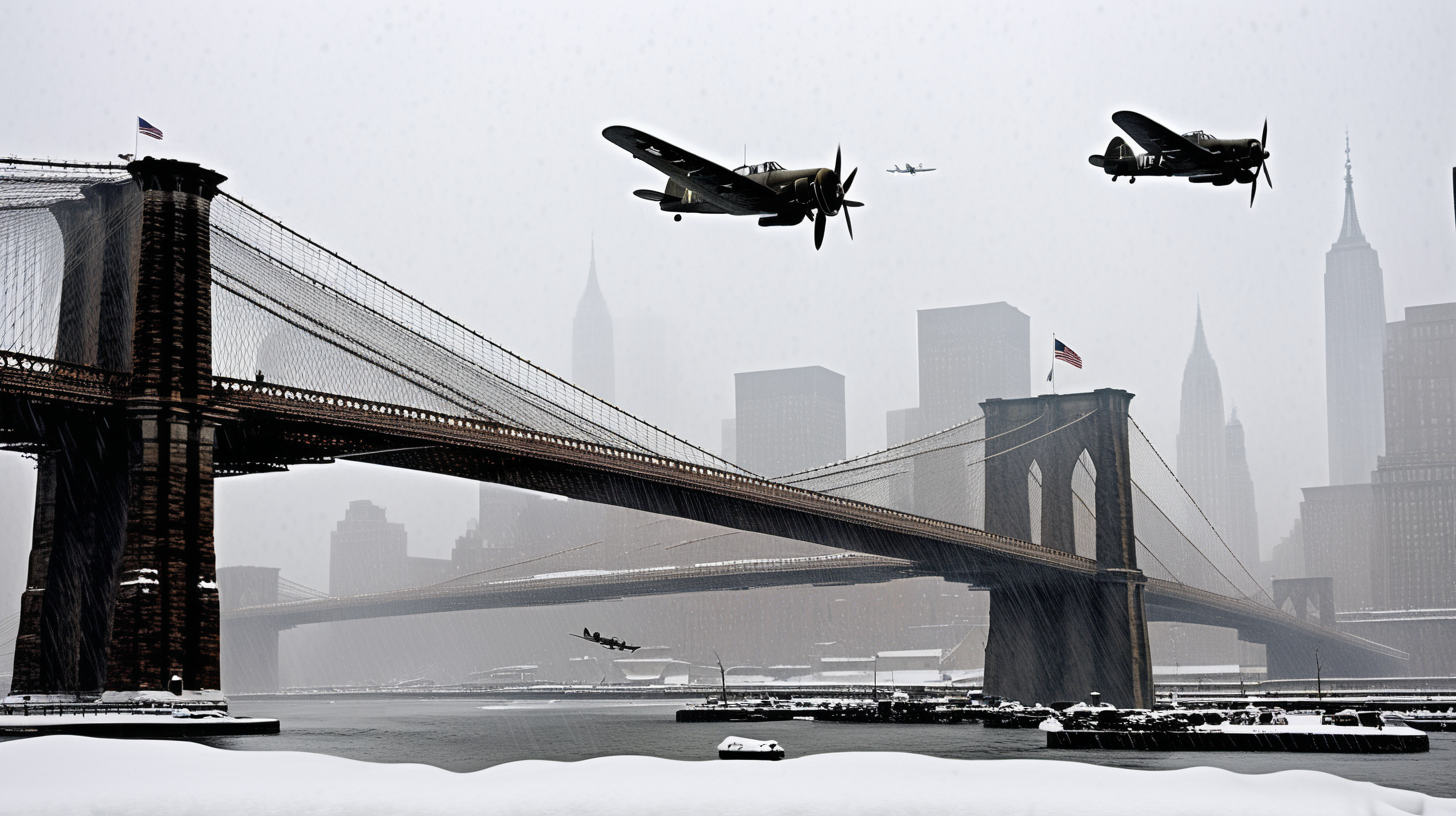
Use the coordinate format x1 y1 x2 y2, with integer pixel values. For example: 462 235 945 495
206 376 1098 584
0 358 1407 662
223 553 930 628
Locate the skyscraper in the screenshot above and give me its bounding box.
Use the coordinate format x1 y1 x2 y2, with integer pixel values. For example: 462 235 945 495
1300 483 1375 611
734 366 846 477
572 242 615 402
1325 137 1386 485
1176 308 1227 528
886 406 922 447
329 500 408 596
1373 303 1456 609
917 302 1030 435
1223 408 1260 570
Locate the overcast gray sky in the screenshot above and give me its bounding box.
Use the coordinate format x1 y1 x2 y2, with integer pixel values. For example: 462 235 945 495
2 0 1452 593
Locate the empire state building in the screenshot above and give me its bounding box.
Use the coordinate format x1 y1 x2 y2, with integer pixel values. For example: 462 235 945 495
1324 138 1386 485
572 243 616 402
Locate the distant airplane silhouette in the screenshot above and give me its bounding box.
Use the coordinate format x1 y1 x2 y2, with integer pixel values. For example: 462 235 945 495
887 163 936 175
570 628 640 652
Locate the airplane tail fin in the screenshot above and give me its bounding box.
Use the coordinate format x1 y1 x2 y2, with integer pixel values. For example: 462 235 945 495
1091 137 1133 171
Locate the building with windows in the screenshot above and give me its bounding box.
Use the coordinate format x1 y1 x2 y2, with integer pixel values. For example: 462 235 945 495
1372 303 1456 609
734 366 846 477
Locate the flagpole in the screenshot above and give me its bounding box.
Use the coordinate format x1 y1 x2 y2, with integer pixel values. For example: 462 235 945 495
1051 333 1057 395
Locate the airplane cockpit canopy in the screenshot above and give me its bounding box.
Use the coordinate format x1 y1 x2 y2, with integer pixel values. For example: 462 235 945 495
1181 130 1216 144
734 161 784 176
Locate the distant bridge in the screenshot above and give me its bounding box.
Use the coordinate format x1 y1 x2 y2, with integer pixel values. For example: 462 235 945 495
0 158 1407 708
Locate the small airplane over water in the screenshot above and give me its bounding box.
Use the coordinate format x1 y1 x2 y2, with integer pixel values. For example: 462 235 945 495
886 163 935 174
571 628 641 652
602 126 863 250
1089 111 1272 206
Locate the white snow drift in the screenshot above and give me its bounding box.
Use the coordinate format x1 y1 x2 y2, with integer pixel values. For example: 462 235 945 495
2 735 1451 816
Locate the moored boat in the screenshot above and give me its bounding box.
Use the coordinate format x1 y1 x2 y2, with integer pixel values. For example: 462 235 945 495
717 736 785 760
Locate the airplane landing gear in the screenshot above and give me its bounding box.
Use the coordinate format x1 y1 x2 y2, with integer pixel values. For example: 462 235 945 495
1112 176 1119 182
674 214 682 222
1129 177 1136 184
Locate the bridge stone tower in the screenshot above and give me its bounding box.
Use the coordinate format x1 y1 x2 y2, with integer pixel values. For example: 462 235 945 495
10 159 226 698
979 389 1153 708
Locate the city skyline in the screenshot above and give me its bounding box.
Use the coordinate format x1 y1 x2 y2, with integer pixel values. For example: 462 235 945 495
0 4 1453 802
1 0 1451 618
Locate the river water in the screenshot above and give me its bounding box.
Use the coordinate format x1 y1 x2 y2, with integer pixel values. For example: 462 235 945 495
211 695 1456 798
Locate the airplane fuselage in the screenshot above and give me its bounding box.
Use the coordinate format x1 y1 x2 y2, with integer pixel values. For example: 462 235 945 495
658 165 829 216
1093 136 1265 185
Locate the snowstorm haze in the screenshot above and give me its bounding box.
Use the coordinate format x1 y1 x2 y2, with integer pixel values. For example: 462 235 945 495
1 0 1453 601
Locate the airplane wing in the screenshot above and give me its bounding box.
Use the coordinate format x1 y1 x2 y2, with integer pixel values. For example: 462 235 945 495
1110 111 1217 172
603 126 782 216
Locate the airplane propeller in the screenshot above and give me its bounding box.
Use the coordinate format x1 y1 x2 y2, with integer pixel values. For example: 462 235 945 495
807 146 864 249
1250 119 1272 207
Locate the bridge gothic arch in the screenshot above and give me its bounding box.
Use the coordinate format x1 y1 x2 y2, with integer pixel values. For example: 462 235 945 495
1071 448 1097 561
1025 459 1043 548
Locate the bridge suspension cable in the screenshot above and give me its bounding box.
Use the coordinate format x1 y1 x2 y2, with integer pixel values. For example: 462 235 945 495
1127 417 1274 606
206 191 739 472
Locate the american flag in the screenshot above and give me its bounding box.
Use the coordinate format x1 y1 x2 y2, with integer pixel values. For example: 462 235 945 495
1054 339 1083 369
138 118 163 140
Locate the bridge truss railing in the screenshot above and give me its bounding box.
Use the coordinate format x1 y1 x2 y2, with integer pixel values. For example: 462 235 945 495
211 376 1097 575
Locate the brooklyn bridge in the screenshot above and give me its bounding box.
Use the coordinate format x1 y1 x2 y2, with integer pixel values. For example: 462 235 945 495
0 158 1407 709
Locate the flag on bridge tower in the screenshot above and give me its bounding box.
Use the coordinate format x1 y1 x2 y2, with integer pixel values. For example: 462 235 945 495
138 118 163 140
1048 337 1082 393
1054 339 1083 369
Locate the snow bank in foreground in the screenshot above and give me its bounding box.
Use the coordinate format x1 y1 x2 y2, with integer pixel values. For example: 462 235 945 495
4 735 1450 816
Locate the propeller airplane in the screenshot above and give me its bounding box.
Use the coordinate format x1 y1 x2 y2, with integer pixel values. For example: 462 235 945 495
603 126 863 250
1089 111 1272 206
887 163 935 174
571 628 641 652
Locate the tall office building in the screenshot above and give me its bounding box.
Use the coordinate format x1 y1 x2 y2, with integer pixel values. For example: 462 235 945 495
886 406 922 447
1325 138 1387 485
1300 483 1375 611
1223 409 1260 570
734 366 846 477
917 302 1030 435
1373 303 1456 609
329 500 409 596
1176 308 1228 528
572 242 615 402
